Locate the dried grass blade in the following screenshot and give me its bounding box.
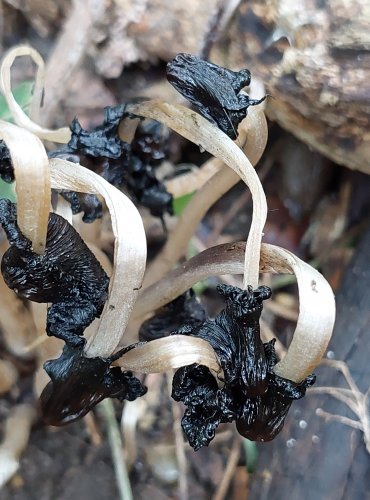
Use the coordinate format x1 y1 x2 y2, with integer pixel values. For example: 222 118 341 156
127 100 267 289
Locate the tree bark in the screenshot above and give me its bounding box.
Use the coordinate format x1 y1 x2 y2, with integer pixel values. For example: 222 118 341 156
248 223 370 500
215 0 370 174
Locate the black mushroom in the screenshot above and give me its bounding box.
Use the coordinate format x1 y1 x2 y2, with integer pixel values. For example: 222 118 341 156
171 284 315 450
51 104 173 222
0 140 14 183
0 199 147 424
0 198 109 347
166 53 266 140
40 343 147 426
139 289 206 341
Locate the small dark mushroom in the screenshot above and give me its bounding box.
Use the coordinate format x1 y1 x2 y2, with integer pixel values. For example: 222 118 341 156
171 284 315 449
50 105 173 222
0 199 109 347
139 289 206 341
59 190 103 223
166 53 266 139
67 104 131 161
236 373 316 441
0 140 14 183
40 343 147 425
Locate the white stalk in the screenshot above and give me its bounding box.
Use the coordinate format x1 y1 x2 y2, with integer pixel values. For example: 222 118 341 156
265 245 335 382
0 120 50 253
0 404 36 488
115 336 221 378
127 100 267 289
0 46 70 142
132 242 335 383
49 158 147 358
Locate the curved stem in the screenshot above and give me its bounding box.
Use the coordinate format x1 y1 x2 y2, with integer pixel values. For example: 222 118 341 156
49 158 147 358
164 103 267 199
134 241 291 320
0 120 50 253
0 46 70 142
127 100 267 289
133 242 335 383
269 246 336 382
115 336 221 378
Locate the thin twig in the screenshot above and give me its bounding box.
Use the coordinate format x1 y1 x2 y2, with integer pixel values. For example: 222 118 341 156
167 373 189 500
99 400 133 500
212 435 241 500
311 360 370 453
315 408 364 431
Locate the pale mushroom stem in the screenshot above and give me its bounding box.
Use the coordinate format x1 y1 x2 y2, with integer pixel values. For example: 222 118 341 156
115 336 221 378
49 159 147 359
0 120 50 254
127 242 335 383
127 100 267 289
0 46 70 142
0 404 36 488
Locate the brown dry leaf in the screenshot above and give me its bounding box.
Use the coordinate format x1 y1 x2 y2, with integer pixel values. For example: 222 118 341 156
232 466 249 500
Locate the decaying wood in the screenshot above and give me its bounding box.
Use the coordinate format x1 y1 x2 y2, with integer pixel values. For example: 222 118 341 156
215 0 370 174
42 0 108 125
90 0 235 78
248 223 370 500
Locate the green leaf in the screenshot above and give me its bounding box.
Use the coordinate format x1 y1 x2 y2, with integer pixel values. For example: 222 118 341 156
0 178 16 202
172 191 195 216
242 438 258 473
0 81 34 121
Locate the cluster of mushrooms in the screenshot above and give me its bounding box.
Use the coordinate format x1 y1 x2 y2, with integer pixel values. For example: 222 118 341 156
0 46 335 470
